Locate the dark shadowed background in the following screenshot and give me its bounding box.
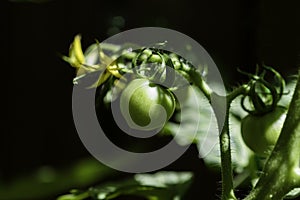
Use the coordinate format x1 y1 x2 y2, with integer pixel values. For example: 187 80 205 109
4 0 300 199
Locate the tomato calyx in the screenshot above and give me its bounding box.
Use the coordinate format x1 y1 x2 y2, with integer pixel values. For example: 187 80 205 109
239 65 286 116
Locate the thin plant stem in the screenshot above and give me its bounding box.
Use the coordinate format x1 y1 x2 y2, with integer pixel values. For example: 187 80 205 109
192 72 249 199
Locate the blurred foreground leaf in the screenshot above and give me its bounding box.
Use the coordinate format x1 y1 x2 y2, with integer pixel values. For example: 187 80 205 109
57 171 193 200
0 158 117 199
285 188 300 199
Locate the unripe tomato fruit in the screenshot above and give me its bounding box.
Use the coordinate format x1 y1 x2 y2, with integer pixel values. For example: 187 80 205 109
120 78 176 131
241 106 287 157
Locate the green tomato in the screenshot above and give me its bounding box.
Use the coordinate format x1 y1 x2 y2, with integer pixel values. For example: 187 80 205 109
241 106 287 157
120 78 176 131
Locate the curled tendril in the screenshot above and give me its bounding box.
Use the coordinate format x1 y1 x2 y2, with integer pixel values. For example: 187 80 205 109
239 65 285 116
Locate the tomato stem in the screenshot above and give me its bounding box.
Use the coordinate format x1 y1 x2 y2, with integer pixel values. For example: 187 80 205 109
192 72 250 199
227 84 249 102
188 69 213 101
218 105 237 200
216 85 249 200
194 84 244 199
214 84 249 200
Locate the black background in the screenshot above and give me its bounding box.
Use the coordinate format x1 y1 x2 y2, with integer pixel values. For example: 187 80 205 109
4 0 300 199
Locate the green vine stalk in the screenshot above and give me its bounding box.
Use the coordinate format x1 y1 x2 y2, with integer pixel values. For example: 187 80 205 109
218 105 236 200
190 71 250 200
218 85 249 200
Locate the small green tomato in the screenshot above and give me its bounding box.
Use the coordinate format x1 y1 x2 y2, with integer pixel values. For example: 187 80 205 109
120 78 176 131
241 106 287 157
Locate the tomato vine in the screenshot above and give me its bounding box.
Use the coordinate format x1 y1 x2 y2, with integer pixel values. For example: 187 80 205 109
62 35 300 200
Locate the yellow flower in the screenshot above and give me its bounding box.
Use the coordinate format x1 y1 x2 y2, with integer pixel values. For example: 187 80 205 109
63 34 122 88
